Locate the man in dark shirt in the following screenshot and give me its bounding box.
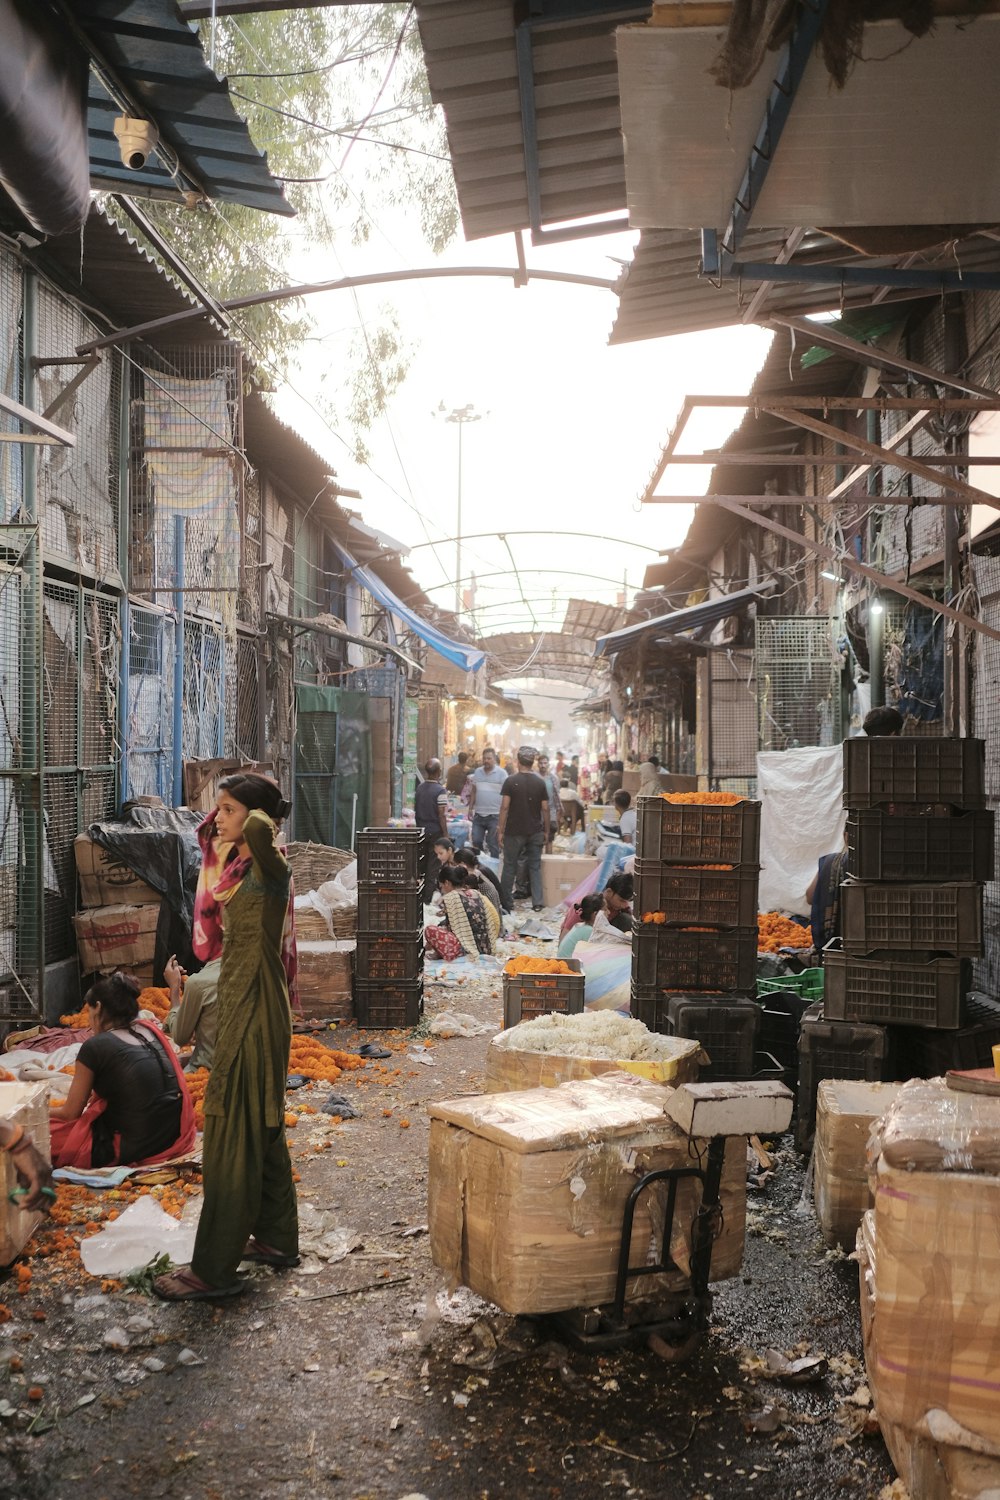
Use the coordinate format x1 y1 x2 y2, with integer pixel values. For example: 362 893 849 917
497 746 551 910
445 752 470 795
414 759 449 902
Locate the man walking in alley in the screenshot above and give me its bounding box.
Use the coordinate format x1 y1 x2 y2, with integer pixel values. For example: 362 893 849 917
498 747 551 911
468 746 507 858
415 758 449 902
537 755 561 844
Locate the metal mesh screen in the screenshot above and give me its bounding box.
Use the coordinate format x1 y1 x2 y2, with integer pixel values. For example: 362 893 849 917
235 632 260 762
182 617 225 760
973 555 1000 997
41 583 119 964
709 648 757 790
35 287 120 582
125 604 174 801
756 617 844 751
0 248 22 501
882 598 945 732
239 469 262 628
128 345 243 623
0 558 37 1017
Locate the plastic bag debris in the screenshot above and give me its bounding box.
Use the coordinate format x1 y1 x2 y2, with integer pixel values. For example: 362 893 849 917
80 1194 200 1277
428 1011 493 1038
321 1093 361 1119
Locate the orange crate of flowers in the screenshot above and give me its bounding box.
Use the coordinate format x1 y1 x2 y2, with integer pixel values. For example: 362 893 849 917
503 959 583 1030
636 798 760 866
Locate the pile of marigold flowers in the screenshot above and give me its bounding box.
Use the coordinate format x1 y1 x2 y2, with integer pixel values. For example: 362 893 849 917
661 792 744 806
60 985 171 1029
503 956 575 976
758 911 813 952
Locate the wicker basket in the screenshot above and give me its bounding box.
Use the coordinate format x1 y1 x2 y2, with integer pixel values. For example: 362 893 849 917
295 907 333 942
286 842 356 891
331 908 357 939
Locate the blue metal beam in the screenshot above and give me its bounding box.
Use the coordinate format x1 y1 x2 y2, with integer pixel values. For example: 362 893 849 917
710 257 1000 293
515 2 647 246
708 0 831 268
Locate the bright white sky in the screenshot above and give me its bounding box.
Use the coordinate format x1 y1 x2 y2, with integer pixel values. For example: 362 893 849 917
262 32 773 695
274 220 772 645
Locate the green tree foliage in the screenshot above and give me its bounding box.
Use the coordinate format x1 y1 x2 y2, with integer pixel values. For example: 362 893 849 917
111 4 456 448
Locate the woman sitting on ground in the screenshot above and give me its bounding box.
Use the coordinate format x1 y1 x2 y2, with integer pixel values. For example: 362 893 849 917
424 863 500 960
556 893 604 959
453 845 507 914
50 972 195 1170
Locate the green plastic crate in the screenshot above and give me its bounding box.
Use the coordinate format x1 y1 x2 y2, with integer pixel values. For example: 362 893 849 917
756 968 825 1001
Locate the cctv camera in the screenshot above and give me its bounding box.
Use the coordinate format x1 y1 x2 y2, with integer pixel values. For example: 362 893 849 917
113 116 159 171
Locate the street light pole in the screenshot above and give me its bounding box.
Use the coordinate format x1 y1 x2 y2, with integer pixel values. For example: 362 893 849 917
436 402 484 619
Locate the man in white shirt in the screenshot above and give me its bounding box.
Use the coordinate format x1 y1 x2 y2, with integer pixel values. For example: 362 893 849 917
468 746 507 857
616 790 637 844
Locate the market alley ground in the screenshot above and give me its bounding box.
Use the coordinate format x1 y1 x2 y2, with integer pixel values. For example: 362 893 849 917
0 924 894 1500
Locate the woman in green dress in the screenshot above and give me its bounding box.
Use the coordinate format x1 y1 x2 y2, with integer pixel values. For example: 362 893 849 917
155 773 299 1300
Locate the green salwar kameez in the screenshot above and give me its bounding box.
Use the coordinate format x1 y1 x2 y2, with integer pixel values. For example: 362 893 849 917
191 809 298 1287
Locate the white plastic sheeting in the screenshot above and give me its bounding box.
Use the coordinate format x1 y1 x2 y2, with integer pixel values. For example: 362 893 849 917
758 746 845 917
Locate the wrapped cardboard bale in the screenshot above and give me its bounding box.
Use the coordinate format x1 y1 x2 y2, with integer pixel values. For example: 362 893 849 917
428 1071 745 1316
486 1011 703 1094
72 903 160 974
814 1079 903 1250
296 940 355 1022
0 1082 51 1263
74 834 159 907
863 1078 1000 1481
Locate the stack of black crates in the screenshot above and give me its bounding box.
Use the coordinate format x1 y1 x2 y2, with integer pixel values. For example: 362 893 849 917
354 827 426 1029
797 736 998 1148
630 797 763 1080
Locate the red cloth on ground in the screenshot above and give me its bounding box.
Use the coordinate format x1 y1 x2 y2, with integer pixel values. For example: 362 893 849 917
50 1021 196 1170
424 924 464 961
9 1026 91 1054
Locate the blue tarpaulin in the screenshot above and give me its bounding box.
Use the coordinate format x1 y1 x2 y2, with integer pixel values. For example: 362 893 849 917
335 543 486 675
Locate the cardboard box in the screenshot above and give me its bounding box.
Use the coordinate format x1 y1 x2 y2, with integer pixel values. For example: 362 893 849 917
540 854 599 907
297 940 355 1023
813 1080 903 1250
428 1072 746 1315
485 1031 702 1094
863 1079 1000 1454
72 903 160 974
623 770 699 797
74 834 159 908
0 1082 51 1263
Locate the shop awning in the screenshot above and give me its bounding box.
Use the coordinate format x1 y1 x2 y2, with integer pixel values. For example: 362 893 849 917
594 583 773 658
337 544 486 675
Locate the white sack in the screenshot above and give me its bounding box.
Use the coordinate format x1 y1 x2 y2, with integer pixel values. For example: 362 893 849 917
758 745 845 916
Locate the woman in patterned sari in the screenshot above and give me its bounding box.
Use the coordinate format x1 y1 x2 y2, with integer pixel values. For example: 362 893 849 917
424 863 500 960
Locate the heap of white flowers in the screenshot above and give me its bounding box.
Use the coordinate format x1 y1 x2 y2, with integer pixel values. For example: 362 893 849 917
492 1010 689 1061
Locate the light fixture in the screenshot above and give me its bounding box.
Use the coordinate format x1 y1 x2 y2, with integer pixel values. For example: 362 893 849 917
821 570 842 583
870 599 884 616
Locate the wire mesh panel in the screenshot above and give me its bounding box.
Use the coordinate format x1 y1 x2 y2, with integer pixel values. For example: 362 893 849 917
235 632 260 762
129 346 243 623
182 617 225 761
0 248 22 506
882 598 945 731
35 287 121 582
707 647 757 788
973 555 1000 996
124 604 173 801
756 617 844 752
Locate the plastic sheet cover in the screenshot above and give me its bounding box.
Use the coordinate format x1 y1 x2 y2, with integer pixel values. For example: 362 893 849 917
758 744 845 916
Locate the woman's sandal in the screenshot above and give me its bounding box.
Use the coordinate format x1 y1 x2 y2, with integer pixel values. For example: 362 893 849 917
241 1238 300 1268
153 1267 245 1301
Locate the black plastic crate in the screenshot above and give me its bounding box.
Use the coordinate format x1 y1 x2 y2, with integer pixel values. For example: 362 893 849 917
634 862 760 927
758 989 817 1084
658 994 761 1082
354 977 424 1030
503 960 584 1029
355 931 423 982
840 881 982 957
356 828 426 882
847 809 995 883
895 992 1000 1078
631 923 758 994
636 798 760 865
357 881 424 932
823 945 967 1030
796 1008 892 1151
842 737 986 810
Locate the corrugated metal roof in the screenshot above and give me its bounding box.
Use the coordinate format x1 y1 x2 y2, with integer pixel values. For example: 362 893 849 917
75 0 291 216
609 228 998 344
414 0 648 241
481 629 606 686
594 582 773 657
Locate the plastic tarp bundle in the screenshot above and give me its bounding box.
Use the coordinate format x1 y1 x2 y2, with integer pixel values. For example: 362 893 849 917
88 808 202 973
758 745 846 916
575 941 633 1015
